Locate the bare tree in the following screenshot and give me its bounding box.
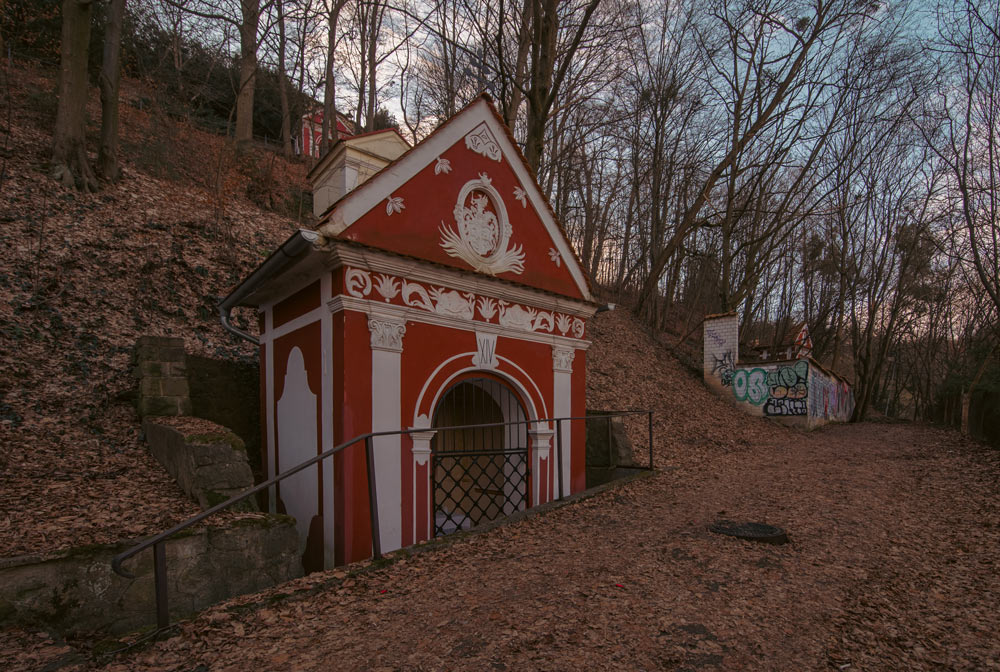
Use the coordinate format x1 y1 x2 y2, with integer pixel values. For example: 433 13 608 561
320 0 348 155
52 0 98 191
98 0 127 181
633 0 874 317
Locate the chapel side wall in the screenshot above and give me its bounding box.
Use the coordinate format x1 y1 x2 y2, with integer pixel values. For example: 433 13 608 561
262 277 330 572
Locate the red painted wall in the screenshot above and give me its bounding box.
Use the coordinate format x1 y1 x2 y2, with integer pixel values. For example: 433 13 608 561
332 310 374 565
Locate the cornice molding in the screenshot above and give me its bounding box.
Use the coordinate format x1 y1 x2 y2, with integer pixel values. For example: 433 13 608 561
328 295 592 351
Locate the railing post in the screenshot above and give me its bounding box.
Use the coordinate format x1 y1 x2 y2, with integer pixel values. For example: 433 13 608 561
607 415 613 470
153 541 169 629
365 436 382 561
556 419 564 500
648 411 654 470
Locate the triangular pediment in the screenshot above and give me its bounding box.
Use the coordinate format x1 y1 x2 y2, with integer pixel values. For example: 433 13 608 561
316 97 592 302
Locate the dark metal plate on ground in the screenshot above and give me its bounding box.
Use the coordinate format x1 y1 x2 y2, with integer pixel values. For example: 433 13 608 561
709 520 789 545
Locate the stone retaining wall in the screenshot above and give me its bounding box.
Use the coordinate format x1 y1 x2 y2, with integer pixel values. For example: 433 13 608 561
0 515 301 634
143 419 257 510
133 336 192 417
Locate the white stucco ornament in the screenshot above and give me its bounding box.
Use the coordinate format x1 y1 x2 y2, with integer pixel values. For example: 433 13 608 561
434 157 452 174
464 123 502 162
386 195 405 215
439 174 525 275
513 186 527 208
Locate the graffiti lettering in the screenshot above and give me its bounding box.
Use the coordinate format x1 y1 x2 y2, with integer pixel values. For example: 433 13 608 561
712 351 735 386
732 368 768 406
764 398 807 416
767 360 808 401
705 328 726 348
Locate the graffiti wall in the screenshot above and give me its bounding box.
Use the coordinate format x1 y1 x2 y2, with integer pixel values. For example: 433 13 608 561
808 365 854 425
729 360 809 418
703 313 739 393
702 313 852 428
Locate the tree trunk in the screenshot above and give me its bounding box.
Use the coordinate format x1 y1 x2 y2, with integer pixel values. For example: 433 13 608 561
277 0 292 158
235 0 260 146
321 0 347 156
52 0 98 192
962 344 997 436
97 0 125 182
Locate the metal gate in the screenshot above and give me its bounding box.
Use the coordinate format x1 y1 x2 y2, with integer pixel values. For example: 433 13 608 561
431 377 529 536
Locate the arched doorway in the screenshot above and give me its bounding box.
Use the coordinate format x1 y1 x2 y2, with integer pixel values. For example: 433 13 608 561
431 376 529 536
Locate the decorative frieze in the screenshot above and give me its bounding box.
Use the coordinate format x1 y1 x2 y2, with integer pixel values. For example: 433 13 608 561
343 267 586 340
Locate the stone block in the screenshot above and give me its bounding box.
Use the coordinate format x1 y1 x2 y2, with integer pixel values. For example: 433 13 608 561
158 346 186 363
136 361 163 377
144 420 257 512
139 377 162 396
161 376 190 397
138 396 181 418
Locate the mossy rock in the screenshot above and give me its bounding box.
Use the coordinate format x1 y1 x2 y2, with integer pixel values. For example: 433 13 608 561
186 431 245 452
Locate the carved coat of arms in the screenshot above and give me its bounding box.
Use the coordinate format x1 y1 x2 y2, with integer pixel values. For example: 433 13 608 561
439 174 525 275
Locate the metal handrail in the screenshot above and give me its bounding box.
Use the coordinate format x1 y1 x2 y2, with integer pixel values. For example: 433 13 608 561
111 410 653 628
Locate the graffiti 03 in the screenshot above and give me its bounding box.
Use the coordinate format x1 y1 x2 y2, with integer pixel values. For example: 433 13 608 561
732 368 769 405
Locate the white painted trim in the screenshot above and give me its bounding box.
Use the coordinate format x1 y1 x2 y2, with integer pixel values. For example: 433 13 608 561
416 360 545 427
264 306 275 514
318 104 490 236
320 273 335 569
314 99 592 301
496 355 549 420
328 295 592 352
528 428 554 505
409 429 435 543
371 345 403 554
262 307 325 343
412 353 476 424
327 245 596 319
552 369 572 499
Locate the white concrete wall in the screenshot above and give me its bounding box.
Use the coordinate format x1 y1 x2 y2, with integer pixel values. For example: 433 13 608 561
703 314 739 393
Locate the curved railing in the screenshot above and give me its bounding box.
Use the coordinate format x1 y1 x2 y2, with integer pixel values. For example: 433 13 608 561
111 410 653 628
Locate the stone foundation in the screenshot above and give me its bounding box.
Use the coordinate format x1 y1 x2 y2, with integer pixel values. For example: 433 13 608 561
0 515 301 634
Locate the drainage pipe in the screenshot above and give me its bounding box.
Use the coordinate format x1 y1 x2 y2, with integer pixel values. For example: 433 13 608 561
217 229 321 346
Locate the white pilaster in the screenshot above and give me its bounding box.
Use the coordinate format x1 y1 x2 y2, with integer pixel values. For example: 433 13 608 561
320 274 335 568
552 346 574 499
369 316 405 553
410 423 436 542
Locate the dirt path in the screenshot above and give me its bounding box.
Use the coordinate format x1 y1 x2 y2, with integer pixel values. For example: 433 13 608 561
40 422 987 671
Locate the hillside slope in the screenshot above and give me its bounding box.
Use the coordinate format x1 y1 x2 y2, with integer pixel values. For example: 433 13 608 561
0 62 305 556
